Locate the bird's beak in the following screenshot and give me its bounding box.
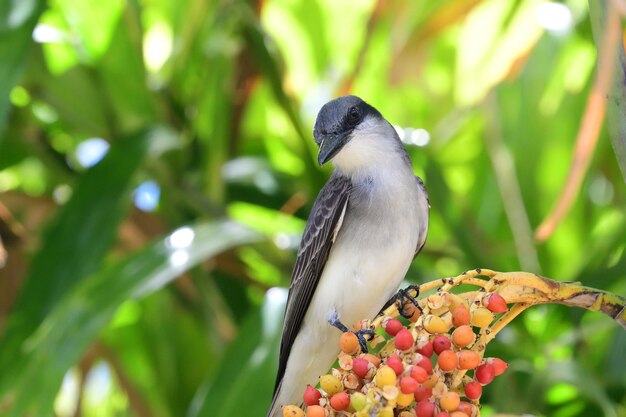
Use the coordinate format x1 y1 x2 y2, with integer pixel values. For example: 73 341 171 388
317 132 349 166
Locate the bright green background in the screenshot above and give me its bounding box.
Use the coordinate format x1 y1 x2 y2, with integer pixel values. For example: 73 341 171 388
0 0 624 416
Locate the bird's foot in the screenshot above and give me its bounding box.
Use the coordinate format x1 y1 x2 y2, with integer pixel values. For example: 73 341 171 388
328 313 375 353
383 284 422 319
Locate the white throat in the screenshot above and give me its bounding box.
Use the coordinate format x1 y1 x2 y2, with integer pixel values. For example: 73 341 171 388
331 118 410 180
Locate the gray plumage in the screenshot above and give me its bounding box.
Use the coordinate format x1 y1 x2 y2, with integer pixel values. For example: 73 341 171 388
268 95 429 416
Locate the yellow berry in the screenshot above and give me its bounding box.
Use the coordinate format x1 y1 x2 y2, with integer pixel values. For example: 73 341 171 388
378 407 394 417
423 315 449 334
375 365 397 388
320 374 343 395
397 391 414 407
282 405 305 417
470 307 494 328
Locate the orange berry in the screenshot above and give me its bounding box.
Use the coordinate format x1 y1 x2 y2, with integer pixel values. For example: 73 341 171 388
439 391 460 411
452 325 476 348
457 350 480 370
452 304 471 327
339 332 360 355
306 405 326 417
437 350 457 371
450 412 469 417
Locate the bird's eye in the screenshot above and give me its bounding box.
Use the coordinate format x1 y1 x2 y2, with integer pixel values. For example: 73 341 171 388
347 107 361 124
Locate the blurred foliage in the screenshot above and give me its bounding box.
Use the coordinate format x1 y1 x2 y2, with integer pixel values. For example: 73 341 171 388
0 0 625 417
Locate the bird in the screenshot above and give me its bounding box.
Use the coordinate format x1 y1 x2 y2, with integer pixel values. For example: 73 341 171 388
267 95 429 417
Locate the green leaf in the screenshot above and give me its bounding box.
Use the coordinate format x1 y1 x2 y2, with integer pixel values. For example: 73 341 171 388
0 0 46 138
187 287 286 417
0 127 177 403
3 220 262 417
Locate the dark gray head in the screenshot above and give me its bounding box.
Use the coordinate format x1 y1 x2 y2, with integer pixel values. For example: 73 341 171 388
313 95 382 166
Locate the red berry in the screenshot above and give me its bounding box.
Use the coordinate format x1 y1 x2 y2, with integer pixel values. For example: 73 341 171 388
352 357 370 379
414 385 432 402
486 293 508 313
329 392 350 411
387 354 404 375
383 318 404 336
395 329 414 351
475 363 495 385
489 357 509 376
435 413 450 417
417 357 433 374
464 381 482 400
414 401 436 417
410 365 428 383
303 385 321 406
416 340 434 357
399 376 419 394
432 335 451 355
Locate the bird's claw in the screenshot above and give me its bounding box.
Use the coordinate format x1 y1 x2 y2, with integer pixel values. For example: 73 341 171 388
354 329 375 353
383 284 421 319
328 315 375 353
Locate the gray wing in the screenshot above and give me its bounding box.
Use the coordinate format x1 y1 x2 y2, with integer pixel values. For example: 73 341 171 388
414 175 430 256
273 173 352 394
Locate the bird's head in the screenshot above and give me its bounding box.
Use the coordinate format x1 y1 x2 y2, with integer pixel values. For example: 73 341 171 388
313 95 386 168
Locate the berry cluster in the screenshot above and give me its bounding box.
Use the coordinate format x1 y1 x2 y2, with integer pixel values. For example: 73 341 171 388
282 290 510 417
